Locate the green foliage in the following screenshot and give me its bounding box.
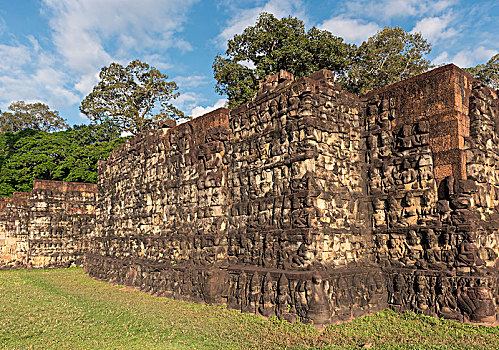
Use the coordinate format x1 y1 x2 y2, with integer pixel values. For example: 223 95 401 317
213 12 353 108
214 14 433 105
80 59 185 135
340 26 432 95
465 53 499 89
0 101 68 133
0 268 498 349
0 124 127 196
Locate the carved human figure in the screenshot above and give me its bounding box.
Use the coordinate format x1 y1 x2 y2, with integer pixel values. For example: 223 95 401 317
306 274 331 324
246 272 261 314
423 229 445 269
401 168 417 190
276 274 294 319
404 230 422 265
387 196 403 227
436 277 461 321
369 167 382 193
455 232 484 267
372 198 386 227
400 192 419 226
387 236 406 263
469 281 496 323
237 271 248 312
259 272 275 317
293 241 314 267
411 275 431 314
390 274 407 310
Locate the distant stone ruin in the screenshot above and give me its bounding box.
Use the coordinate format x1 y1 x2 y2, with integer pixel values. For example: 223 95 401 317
0 180 96 269
1 64 498 325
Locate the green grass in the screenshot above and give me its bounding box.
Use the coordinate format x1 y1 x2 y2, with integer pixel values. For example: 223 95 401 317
0 268 498 349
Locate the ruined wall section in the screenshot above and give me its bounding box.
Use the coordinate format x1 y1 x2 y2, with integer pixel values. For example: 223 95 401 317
225 70 384 323
364 65 499 323
0 193 29 268
86 109 232 302
227 70 373 271
87 70 385 324
0 180 96 269
28 180 96 268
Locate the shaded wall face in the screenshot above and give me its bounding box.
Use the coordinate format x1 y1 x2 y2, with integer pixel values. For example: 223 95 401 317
364 66 499 323
86 74 386 325
85 65 498 325
0 182 96 269
86 109 232 301
224 76 384 323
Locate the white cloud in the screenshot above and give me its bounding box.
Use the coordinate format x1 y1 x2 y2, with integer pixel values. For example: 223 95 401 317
0 1 199 121
217 0 306 46
411 14 458 42
191 99 228 118
174 75 210 89
319 17 380 44
0 41 79 108
451 47 498 68
172 91 206 113
344 0 456 20
41 0 198 99
432 51 450 65
0 44 32 73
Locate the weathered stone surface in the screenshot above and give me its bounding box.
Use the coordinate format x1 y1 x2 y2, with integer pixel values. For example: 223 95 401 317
0 180 96 269
1 64 498 326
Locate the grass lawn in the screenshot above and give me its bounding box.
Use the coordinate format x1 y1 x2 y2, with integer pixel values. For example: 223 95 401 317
0 268 498 349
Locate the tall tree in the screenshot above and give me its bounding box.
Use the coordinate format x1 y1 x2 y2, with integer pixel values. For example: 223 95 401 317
0 126 128 197
465 53 499 90
80 59 184 135
213 12 353 108
214 14 434 104
341 26 432 95
0 101 68 133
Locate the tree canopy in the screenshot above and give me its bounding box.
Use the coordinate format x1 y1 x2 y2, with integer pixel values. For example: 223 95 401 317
0 101 68 133
0 124 128 196
465 53 499 90
214 14 433 105
213 12 353 108
340 26 432 95
80 59 184 135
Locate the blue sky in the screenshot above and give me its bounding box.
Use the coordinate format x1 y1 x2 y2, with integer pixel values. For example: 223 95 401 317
0 0 497 125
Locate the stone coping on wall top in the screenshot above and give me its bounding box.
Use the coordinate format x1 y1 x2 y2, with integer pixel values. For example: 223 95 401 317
102 107 231 166
362 64 496 99
230 69 354 116
32 179 97 193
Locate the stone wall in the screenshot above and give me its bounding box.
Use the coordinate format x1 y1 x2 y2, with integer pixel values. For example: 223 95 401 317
363 65 499 323
0 180 96 269
86 69 387 324
2 64 493 325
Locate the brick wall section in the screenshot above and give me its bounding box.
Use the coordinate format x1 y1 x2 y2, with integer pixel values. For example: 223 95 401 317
0 180 96 269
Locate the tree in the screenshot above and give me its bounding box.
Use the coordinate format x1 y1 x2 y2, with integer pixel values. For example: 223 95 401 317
213 12 353 108
80 59 184 135
465 53 499 90
0 101 68 133
341 26 432 95
0 125 128 197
